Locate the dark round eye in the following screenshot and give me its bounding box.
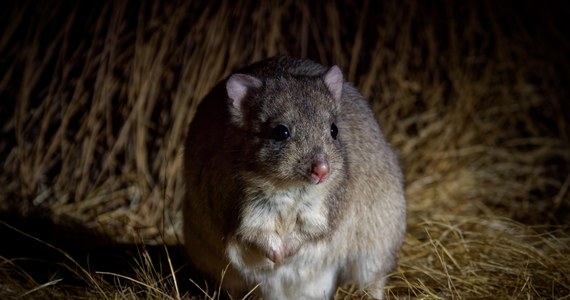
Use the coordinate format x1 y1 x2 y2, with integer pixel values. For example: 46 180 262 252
331 123 338 140
272 124 290 141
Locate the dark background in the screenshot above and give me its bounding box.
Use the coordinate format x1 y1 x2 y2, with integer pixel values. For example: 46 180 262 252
1 1 569 298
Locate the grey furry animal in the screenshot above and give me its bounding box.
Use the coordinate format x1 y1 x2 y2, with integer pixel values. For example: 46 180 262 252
183 56 406 299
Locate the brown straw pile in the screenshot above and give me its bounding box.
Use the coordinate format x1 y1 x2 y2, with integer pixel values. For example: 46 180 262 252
1 1 569 299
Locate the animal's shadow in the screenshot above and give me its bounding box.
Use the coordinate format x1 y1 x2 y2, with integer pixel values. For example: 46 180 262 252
0 208 228 298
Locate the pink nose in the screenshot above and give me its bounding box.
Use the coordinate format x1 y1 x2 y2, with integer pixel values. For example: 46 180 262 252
311 160 330 183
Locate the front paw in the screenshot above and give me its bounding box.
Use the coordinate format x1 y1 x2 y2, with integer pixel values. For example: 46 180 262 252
238 232 301 265
267 245 286 264
263 234 286 264
266 235 303 265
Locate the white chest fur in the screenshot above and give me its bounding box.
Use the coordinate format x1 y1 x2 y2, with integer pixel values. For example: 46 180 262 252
225 183 341 299
226 182 331 269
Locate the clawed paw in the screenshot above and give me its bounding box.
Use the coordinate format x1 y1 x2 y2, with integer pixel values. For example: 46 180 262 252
265 237 303 265
267 246 286 264
264 234 287 265
240 232 302 265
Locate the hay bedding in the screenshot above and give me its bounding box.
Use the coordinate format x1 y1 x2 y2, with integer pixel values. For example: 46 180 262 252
1 0 569 298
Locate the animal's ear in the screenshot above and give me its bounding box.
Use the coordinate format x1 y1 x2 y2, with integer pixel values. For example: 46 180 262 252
324 65 344 102
226 74 263 112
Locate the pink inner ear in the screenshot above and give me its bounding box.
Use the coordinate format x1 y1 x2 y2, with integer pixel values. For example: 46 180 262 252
226 74 262 111
324 65 344 102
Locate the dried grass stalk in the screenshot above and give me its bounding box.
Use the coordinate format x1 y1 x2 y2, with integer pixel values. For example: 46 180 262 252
1 0 569 299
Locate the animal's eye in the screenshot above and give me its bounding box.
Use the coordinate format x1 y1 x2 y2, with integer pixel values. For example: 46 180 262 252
272 124 290 141
331 123 338 140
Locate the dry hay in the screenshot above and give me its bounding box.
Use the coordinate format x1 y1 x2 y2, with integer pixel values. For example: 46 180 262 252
1 0 569 299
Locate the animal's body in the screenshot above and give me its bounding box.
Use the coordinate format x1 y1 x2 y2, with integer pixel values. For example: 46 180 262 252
183 56 406 299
